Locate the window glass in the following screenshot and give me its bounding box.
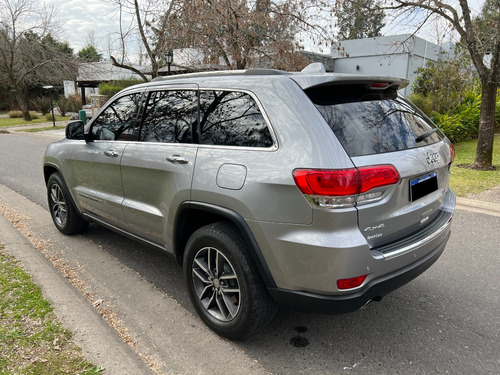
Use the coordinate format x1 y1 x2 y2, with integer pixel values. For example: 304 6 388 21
140 90 196 143
91 93 142 141
311 94 443 157
199 91 273 147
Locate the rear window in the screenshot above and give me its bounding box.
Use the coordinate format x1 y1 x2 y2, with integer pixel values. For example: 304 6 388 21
307 86 443 157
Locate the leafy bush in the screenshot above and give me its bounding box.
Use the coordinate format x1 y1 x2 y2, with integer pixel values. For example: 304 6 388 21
45 113 54 121
8 110 23 118
57 96 72 116
32 96 52 115
29 111 39 119
98 78 143 99
67 94 85 113
423 90 482 143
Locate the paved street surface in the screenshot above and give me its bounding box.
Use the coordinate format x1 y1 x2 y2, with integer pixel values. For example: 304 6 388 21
0 130 499 374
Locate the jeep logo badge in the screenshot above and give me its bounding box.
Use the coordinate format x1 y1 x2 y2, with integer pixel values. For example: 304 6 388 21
426 152 440 165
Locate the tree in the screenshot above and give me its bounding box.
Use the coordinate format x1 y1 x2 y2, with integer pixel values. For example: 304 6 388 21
78 45 101 62
412 46 476 114
106 0 183 81
380 0 500 170
164 0 323 70
0 0 77 120
107 0 331 78
335 0 386 40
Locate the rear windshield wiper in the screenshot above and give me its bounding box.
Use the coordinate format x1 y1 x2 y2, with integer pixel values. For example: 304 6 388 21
415 128 440 143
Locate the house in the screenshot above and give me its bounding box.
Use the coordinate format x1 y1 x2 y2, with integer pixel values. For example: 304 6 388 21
330 34 454 96
63 61 149 104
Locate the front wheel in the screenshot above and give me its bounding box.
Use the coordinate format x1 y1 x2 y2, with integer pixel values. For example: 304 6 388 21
47 173 88 235
183 222 277 340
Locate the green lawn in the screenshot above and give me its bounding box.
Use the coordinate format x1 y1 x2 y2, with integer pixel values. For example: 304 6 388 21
23 125 66 133
0 244 102 374
450 134 500 197
0 116 70 127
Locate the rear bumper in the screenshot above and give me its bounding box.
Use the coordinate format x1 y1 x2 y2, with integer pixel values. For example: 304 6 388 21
267 230 449 314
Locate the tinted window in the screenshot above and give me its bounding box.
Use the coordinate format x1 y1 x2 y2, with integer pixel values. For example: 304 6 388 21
140 90 196 143
199 91 273 147
310 91 443 157
91 93 142 141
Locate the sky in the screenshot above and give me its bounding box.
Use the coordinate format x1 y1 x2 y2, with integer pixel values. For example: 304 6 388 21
54 0 131 54
51 0 487 58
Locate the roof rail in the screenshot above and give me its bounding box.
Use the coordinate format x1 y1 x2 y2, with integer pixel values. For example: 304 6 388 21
151 68 289 81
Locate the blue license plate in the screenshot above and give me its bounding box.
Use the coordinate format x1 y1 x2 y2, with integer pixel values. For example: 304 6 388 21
410 171 438 201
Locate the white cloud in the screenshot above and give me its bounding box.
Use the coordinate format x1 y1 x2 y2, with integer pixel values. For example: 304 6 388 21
51 0 131 54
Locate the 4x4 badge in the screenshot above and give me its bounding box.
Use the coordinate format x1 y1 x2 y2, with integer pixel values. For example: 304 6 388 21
364 224 385 232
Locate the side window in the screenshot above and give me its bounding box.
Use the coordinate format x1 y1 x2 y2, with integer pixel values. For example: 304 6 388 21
139 90 196 143
91 93 142 141
199 91 273 147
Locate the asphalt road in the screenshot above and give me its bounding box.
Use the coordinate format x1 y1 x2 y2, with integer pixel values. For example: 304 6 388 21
0 132 499 374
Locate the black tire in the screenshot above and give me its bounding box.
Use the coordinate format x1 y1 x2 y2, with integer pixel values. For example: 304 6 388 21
183 222 277 340
47 173 88 235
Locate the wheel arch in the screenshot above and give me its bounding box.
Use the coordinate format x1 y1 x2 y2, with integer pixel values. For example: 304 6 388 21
44 163 84 218
43 163 60 185
174 202 277 289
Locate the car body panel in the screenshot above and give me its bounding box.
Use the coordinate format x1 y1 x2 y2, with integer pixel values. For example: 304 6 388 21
120 142 198 248
68 140 128 228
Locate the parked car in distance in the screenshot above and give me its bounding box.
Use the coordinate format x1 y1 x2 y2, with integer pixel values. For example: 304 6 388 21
44 63 455 340
82 104 92 118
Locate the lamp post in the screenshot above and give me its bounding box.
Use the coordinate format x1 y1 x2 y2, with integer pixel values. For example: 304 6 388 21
165 50 173 75
43 85 56 127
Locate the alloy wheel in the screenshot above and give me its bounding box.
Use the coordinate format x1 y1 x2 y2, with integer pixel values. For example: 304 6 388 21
192 246 241 322
50 183 67 227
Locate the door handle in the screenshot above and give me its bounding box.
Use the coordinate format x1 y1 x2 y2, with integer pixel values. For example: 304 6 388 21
104 149 119 157
166 154 189 164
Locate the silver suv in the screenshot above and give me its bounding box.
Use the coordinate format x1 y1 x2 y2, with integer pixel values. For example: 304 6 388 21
44 64 455 339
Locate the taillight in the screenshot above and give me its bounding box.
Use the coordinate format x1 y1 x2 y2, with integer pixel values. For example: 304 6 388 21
371 82 389 89
293 165 399 208
294 165 399 194
293 169 360 196
449 144 455 164
358 166 400 192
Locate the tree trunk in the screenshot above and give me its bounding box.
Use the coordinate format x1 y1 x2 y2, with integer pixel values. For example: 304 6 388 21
474 78 497 169
14 91 32 122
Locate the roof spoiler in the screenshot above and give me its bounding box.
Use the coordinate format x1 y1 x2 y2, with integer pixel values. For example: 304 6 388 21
292 63 409 91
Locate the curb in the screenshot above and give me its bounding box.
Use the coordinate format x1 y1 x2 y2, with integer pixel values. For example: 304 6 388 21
456 197 500 217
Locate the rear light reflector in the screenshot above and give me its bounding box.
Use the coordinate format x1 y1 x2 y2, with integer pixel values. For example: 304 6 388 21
293 165 399 197
337 275 367 290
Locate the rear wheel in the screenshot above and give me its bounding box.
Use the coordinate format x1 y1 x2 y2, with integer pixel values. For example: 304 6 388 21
47 173 88 235
184 222 277 340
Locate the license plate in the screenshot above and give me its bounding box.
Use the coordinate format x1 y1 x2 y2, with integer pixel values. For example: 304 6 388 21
410 171 438 201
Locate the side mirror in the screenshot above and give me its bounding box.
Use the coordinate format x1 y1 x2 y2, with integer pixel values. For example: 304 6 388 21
66 121 84 140
66 120 93 142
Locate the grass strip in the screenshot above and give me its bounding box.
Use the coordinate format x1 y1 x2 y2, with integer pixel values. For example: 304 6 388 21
0 244 103 374
450 134 500 196
0 117 70 127
22 126 66 133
